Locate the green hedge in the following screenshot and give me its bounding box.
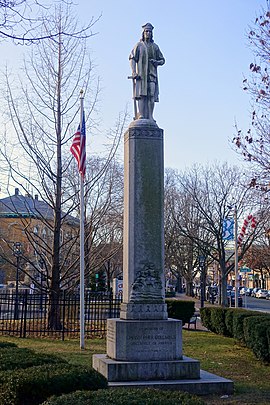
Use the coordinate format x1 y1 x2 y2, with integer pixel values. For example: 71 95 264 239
166 299 195 325
0 347 66 372
200 306 270 363
224 308 235 337
243 316 270 362
42 388 206 405
0 342 17 349
0 364 107 405
210 308 227 335
232 310 267 341
200 307 213 331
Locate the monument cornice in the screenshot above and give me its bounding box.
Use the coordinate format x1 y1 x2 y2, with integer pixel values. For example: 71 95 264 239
125 122 163 142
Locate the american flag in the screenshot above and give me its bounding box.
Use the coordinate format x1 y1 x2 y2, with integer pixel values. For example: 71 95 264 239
70 111 86 177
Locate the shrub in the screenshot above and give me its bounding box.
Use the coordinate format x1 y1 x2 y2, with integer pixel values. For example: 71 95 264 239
42 388 206 405
166 299 195 325
0 364 107 405
0 342 17 349
210 308 227 335
232 310 267 341
243 316 270 362
200 307 213 331
0 347 66 371
224 308 235 337
267 326 270 353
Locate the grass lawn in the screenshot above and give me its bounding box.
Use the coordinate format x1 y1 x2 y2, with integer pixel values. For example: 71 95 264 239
0 329 269 405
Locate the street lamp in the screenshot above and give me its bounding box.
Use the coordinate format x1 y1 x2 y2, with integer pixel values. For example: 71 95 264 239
13 242 22 320
233 205 239 308
226 204 239 308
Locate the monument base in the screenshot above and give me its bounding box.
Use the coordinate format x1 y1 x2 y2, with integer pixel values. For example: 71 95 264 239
93 354 200 382
106 370 234 396
93 354 233 395
92 317 234 395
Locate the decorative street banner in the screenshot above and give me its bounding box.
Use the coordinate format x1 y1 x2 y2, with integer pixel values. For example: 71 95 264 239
238 214 257 245
222 218 234 241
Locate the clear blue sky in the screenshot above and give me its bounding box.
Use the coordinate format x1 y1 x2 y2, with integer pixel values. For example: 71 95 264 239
75 0 267 171
1 0 268 176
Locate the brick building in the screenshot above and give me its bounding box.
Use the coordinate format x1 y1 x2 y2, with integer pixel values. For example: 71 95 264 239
0 188 79 287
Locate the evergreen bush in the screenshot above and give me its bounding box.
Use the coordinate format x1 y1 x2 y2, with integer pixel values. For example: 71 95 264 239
0 364 107 405
0 342 17 349
200 307 213 331
166 299 195 325
232 310 267 341
243 316 270 362
42 388 206 405
0 347 66 371
224 308 235 337
210 308 227 335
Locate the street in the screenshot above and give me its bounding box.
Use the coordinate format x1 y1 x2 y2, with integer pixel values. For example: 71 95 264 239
241 295 270 313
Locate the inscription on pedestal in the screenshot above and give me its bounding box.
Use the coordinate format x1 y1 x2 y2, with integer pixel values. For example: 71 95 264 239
107 318 182 362
126 325 174 356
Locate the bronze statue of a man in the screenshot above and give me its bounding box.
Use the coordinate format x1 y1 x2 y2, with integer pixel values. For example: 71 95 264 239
129 23 165 121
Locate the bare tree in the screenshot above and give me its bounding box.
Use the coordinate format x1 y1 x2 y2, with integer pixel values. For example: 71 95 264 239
0 1 99 43
64 154 125 291
165 162 268 306
0 4 100 329
233 2 270 191
164 169 200 295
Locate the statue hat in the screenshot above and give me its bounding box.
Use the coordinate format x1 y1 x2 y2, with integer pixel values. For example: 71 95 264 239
142 23 154 31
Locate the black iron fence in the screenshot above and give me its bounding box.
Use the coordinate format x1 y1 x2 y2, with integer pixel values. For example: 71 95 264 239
0 291 121 340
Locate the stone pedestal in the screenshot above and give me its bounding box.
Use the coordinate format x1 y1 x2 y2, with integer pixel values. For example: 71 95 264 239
107 318 182 361
93 317 201 382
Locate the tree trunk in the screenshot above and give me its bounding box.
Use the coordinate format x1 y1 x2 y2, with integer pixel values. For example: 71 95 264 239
186 281 194 297
221 273 228 307
47 289 62 330
47 34 63 330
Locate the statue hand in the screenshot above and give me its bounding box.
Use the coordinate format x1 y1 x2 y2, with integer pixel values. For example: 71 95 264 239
132 73 141 80
150 59 158 67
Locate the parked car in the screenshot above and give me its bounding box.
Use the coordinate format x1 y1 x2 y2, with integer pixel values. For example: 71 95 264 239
239 287 247 295
266 291 270 300
245 287 253 296
255 289 268 299
251 288 259 297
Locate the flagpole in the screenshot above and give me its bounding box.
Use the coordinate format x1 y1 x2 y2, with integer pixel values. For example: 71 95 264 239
79 90 85 350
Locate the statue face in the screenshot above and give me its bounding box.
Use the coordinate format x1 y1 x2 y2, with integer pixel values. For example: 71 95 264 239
143 29 152 41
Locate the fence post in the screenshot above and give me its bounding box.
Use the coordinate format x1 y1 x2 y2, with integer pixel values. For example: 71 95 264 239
62 290 65 341
21 290 28 338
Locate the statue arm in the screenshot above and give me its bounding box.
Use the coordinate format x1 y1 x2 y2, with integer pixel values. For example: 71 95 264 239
129 45 141 79
149 46 165 67
130 57 137 76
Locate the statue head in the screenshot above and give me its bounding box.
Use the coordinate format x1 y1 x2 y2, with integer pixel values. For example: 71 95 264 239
141 22 154 42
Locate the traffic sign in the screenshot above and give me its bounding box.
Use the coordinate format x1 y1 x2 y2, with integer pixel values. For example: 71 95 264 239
240 267 251 273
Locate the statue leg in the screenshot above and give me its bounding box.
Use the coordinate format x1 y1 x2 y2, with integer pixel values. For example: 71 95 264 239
148 98 155 121
138 97 147 119
148 82 156 121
